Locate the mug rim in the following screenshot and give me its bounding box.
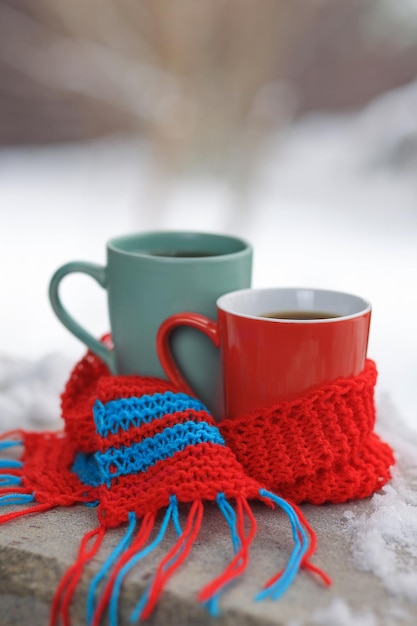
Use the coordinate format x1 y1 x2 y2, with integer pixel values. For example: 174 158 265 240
217 287 372 323
107 230 252 260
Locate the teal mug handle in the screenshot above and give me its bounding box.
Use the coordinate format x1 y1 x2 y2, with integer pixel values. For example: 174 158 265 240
48 261 117 373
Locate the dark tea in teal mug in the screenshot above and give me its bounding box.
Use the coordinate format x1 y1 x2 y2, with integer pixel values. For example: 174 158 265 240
49 231 252 418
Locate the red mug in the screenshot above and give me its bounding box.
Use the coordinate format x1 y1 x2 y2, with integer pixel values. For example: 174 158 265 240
157 287 372 419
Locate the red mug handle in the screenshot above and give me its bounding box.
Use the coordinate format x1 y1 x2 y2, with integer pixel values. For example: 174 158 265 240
157 313 220 396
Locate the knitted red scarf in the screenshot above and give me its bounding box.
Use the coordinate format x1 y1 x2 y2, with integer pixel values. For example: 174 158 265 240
220 359 394 504
0 347 394 626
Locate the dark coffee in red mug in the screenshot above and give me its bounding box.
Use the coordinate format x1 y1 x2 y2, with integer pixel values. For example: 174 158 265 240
157 287 372 420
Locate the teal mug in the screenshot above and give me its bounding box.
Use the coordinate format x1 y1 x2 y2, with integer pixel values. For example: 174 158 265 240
49 231 252 418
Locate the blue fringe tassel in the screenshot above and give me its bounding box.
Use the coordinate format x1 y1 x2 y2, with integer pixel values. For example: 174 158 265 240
256 488 308 601
0 475 22 487
0 493 34 506
108 497 177 626
128 496 180 624
0 442 23 488
0 459 23 469
201 493 243 616
171 496 182 537
205 595 222 619
216 493 241 554
87 512 137 624
0 440 23 451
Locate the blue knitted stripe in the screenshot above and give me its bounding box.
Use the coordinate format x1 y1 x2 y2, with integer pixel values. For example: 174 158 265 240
96 421 224 486
72 452 102 487
93 392 208 438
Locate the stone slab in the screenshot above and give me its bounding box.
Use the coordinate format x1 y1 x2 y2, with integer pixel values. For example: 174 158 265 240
0 494 416 626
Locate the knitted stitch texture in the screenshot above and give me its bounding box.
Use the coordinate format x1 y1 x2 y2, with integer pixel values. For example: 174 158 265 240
0 430 97 517
219 359 395 504
0 346 394 625
86 376 262 526
61 336 112 454
0 346 332 625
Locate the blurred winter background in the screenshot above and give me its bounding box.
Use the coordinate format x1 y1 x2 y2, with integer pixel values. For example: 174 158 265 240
0 0 416 431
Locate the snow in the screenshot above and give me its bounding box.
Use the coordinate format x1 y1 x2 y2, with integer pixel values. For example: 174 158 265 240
311 598 378 626
342 396 417 606
0 353 72 432
0 82 416 619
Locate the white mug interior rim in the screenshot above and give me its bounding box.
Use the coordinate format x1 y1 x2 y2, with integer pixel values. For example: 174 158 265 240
217 287 371 323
